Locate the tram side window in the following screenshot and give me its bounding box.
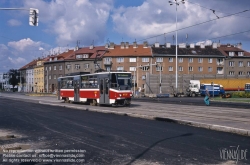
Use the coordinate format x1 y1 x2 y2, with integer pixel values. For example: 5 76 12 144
61 80 68 89
81 76 98 88
67 81 74 89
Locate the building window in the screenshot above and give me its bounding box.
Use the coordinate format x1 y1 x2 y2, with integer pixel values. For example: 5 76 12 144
104 58 112 65
117 57 124 63
142 58 149 62
238 52 244 56
229 71 234 75
142 75 146 80
53 65 56 70
129 67 136 71
229 61 234 67
129 58 136 62
198 67 203 72
239 61 243 67
156 57 163 62
45 67 47 71
208 67 212 72
66 64 71 69
179 66 183 71
188 58 193 63
75 64 80 69
179 58 183 63
169 58 173 62
117 66 124 71
247 72 250 75
59 65 62 70
238 71 243 75
106 67 111 71
84 63 89 69
54 75 56 79
169 66 173 71
49 66 51 71
188 66 193 72
95 63 100 69
83 54 88 58
208 58 213 63
49 75 51 79
198 58 203 63
229 52 235 56
156 66 163 71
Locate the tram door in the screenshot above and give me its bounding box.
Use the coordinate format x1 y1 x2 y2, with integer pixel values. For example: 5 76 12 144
99 78 110 104
74 80 80 102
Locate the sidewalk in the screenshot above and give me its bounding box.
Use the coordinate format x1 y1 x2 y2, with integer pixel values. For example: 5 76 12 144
1 92 250 137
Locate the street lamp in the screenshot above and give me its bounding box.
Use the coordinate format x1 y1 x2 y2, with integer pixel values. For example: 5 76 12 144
169 0 185 93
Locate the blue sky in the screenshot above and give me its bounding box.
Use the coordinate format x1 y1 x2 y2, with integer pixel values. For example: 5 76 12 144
0 0 250 72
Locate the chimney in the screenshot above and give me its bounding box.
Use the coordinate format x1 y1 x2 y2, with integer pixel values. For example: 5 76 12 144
133 41 137 48
143 41 148 48
155 42 159 48
105 43 109 49
89 45 94 49
125 42 129 48
190 43 195 48
237 43 242 49
121 42 125 49
179 43 186 48
109 42 115 49
212 43 218 49
166 42 171 48
200 43 205 48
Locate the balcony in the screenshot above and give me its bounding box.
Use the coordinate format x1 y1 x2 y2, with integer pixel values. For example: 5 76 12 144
217 67 224 74
104 61 112 66
217 62 224 66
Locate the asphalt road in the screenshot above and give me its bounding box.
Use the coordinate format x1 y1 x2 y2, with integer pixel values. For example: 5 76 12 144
0 97 250 165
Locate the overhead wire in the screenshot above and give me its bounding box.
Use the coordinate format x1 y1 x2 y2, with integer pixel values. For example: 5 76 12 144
137 9 249 42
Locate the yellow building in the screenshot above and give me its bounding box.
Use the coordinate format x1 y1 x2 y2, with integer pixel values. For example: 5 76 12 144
34 60 45 93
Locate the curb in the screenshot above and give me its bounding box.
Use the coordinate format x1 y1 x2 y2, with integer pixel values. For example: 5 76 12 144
39 101 250 137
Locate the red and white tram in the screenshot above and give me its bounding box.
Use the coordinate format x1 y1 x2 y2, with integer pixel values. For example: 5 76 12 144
58 71 132 106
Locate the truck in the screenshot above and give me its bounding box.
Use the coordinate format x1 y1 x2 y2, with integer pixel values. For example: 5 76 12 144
199 83 225 96
185 80 201 97
185 80 226 97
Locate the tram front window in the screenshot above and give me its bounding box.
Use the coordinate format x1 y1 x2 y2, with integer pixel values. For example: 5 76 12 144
117 78 131 90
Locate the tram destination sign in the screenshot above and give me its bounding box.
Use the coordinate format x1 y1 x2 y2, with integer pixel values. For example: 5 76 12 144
117 73 131 78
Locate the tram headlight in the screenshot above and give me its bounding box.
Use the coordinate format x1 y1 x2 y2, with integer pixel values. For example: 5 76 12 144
119 94 122 97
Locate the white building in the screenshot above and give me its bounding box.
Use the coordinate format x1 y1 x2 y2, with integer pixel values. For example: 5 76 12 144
26 69 34 92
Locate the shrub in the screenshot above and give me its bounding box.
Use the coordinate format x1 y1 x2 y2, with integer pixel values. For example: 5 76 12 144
232 91 250 98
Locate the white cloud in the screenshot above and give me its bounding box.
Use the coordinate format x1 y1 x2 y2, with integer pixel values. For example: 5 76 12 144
8 57 27 65
8 19 22 26
111 0 250 44
8 38 42 51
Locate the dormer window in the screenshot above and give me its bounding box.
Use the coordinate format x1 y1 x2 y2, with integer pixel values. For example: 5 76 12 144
49 58 52 61
83 54 88 58
229 52 235 56
54 57 57 61
238 52 244 56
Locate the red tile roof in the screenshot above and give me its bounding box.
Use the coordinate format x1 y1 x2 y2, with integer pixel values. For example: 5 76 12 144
217 45 250 57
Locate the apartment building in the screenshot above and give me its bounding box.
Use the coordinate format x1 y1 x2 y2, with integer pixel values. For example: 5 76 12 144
34 58 48 93
64 45 106 75
19 59 38 92
151 42 225 75
44 50 74 93
102 41 152 88
218 43 250 77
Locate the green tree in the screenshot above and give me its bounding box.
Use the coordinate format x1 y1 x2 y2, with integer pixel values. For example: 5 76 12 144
7 69 24 92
